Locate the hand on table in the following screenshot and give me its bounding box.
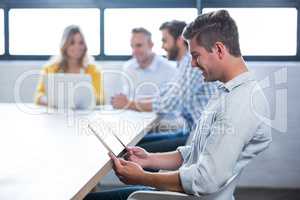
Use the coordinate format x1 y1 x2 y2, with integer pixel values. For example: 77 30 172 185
111 94 130 109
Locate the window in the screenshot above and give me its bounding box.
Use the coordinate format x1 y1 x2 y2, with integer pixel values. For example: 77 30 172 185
203 8 298 56
104 8 198 56
0 9 4 55
0 1 299 61
9 9 100 55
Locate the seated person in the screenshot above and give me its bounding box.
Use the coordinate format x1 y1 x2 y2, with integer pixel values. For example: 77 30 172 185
35 25 104 106
84 10 272 200
112 21 218 152
113 27 187 152
120 27 178 100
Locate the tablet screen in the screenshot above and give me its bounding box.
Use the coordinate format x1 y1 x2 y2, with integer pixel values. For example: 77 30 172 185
88 120 125 156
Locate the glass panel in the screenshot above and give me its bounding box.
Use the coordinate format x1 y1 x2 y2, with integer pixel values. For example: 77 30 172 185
0 9 4 55
203 8 297 56
9 9 100 55
105 8 198 55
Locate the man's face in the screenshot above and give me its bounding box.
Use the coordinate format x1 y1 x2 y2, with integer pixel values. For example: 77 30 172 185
161 29 179 60
131 33 153 63
189 37 222 82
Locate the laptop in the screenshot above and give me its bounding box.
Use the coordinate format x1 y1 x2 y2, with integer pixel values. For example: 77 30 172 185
44 73 96 110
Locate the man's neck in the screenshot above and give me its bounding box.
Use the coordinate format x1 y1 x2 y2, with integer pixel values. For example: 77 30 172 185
138 53 155 69
222 57 248 83
176 46 188 62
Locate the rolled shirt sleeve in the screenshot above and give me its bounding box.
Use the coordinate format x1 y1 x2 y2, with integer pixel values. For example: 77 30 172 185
177 145 192 163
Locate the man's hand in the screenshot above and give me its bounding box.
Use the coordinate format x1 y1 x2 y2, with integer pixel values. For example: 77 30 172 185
125 146 152 168
109 152 184 192
109 152 146 185
111 94 130 109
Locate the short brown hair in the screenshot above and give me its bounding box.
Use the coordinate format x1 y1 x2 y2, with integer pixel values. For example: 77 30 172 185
183 10 241 57
159 20 187 40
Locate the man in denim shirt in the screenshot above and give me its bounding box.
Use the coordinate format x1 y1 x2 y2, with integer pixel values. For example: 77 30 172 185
85 10 272 200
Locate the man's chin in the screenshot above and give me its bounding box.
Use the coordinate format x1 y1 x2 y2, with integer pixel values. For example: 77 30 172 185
167 55 177 61
166 52 177 61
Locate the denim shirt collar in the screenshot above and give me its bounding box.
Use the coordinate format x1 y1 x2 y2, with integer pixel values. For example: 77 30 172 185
218 71 255 92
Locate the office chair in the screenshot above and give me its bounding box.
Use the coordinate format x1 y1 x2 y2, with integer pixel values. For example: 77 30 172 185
127 170 242 200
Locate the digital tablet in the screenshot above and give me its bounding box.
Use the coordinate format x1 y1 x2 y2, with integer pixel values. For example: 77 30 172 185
88 119 127 157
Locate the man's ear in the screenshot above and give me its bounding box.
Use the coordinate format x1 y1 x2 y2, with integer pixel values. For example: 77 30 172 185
176 36 185 46
214 42 226 59
148 40 154 49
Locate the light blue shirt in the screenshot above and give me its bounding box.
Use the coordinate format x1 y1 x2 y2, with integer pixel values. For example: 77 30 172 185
178 72 272 196
122 54 177 100
152 52 219 128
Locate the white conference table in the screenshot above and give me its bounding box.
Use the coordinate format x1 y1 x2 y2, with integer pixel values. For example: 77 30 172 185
0 104 158 200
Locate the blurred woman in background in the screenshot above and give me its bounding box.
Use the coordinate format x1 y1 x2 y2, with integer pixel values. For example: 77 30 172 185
35 25 104 106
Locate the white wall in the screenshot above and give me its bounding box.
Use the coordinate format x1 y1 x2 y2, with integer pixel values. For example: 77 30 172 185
0 61 299 188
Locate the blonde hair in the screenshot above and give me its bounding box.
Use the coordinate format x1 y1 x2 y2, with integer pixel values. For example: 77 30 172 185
48 25 92 71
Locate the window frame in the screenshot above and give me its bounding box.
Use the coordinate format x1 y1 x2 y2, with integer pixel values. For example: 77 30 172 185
0 0 299 61
0 9 4 55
